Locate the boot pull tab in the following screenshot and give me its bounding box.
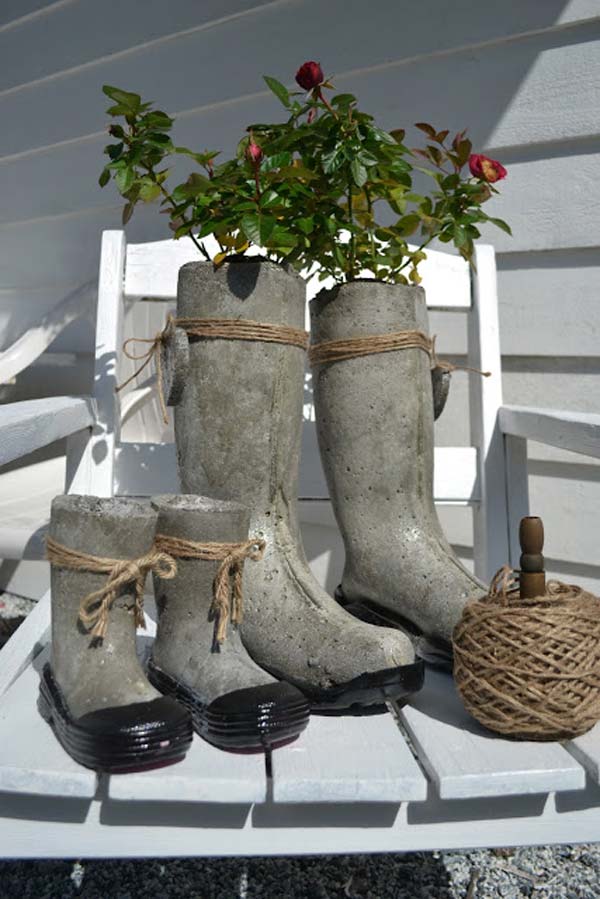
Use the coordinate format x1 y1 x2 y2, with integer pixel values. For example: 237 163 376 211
431 366 451 420
162 317 190 407
519 515 546 599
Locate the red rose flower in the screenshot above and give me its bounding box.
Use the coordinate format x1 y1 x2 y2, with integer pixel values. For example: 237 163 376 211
296 61 324 91
468 153 507 183
246 141 263 165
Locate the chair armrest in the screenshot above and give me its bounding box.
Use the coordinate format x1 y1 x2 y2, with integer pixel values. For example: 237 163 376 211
0 396 96 467
499 405 600 460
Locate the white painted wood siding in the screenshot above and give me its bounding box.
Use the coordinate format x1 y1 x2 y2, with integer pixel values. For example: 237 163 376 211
1 0 599 590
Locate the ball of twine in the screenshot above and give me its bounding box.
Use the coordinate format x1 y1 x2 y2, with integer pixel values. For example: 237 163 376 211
453 566 600 740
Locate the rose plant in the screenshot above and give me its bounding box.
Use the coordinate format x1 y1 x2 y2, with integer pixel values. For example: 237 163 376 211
99 64 509 284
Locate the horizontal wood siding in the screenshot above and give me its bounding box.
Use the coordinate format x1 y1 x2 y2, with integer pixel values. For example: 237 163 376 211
1 0 599 589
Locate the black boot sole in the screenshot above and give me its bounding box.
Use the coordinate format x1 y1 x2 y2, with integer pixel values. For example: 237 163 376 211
147 660 310 753
297 658 425 713
38 664 193 773
335 587 454 672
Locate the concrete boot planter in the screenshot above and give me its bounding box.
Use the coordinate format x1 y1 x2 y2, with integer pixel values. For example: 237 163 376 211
148 495 310 751
40 495 193 772
172 259 422 709
310 280 486 666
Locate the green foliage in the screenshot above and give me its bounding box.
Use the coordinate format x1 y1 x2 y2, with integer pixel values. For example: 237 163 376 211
99 77 510 283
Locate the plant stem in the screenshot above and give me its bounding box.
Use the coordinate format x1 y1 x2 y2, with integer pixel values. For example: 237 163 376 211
396 235 435 273
347 177 355 280
142 165 210 260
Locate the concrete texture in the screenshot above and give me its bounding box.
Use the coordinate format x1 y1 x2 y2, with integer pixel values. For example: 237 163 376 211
151 494 276 703
49 495 161 718
310 281 485 646
174 260 414 696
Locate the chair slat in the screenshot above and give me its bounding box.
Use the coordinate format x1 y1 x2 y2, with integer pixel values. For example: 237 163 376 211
271 711 427 803
399 670 586 799
566 724 600 783
0 648 97 799
108 738 267 804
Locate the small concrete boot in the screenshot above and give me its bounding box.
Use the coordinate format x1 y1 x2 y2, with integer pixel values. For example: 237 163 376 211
310 280 486 666
172 259 423 709
40 495 193 772
148 495 310 751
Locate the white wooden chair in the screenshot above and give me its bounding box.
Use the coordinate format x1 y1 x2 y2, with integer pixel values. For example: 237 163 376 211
1 230 600 859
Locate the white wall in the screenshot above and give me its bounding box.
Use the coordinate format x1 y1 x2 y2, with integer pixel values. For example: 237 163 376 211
1 0 599 591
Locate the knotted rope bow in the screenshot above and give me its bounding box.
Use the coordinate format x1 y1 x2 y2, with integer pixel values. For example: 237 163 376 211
116 316 175 425
46 536 177 640
154 534 266 644
308 328 491 377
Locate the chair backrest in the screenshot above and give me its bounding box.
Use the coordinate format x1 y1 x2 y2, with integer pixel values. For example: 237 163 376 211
79 230 508 581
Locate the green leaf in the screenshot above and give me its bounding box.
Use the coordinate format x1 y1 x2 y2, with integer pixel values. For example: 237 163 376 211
453 224 468 247
241 214 261 244
122 202 135 225
102 85 142 112
115 167 135 193
98 168 111 188
106 142 124 160
264 76 291 108
296 216 314 234
331 93 356 110
488 217 512 236
351 158 367 188
322 146 344 174
138 177 161 202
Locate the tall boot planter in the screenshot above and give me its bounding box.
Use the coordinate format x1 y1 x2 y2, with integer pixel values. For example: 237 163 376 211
171 259 422 709
310 280 485 665
148 494 310 751
41 495 193 772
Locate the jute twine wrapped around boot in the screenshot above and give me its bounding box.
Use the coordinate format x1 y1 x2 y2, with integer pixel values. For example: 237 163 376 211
308 329 491 376
46 537 178 640
453 567 600 740
154 534 266 644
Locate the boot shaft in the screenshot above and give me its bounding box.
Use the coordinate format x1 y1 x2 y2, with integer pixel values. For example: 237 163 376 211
174 260 306 518
49 495 157 698
310 281 435 516
152 493 250 628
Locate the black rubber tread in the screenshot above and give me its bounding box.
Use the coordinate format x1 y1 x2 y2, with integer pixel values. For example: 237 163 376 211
38 664 193 773
147 659 310 752
335 586 454 672
298 658 425 712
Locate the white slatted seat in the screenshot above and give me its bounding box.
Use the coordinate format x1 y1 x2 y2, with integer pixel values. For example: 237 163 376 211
1 231 600 858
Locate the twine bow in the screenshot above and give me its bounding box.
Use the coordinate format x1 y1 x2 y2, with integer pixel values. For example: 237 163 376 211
115 317 174 425
46 536 177 640
154 534 266 644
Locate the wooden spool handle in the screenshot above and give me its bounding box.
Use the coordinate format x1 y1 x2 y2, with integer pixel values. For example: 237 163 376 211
519 516 546 599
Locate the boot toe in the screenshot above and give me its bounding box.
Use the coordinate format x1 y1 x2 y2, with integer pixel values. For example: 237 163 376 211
204 682 310 752
39 665 193 772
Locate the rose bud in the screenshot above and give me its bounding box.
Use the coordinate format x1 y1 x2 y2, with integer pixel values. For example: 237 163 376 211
468 153 507 183
296 60 324 91
246 141 264 165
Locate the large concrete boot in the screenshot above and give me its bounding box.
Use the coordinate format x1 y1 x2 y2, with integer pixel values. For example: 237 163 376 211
148 495 310 751
310 281 486 665
173 259 423 709
40 495 192 772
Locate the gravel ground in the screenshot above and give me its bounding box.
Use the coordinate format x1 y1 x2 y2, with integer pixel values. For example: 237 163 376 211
1 845 600 898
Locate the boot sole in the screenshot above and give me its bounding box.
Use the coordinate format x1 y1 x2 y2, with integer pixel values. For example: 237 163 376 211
335 588 454 672
38 664 193 773
296 658 425 712
147 660 310 753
